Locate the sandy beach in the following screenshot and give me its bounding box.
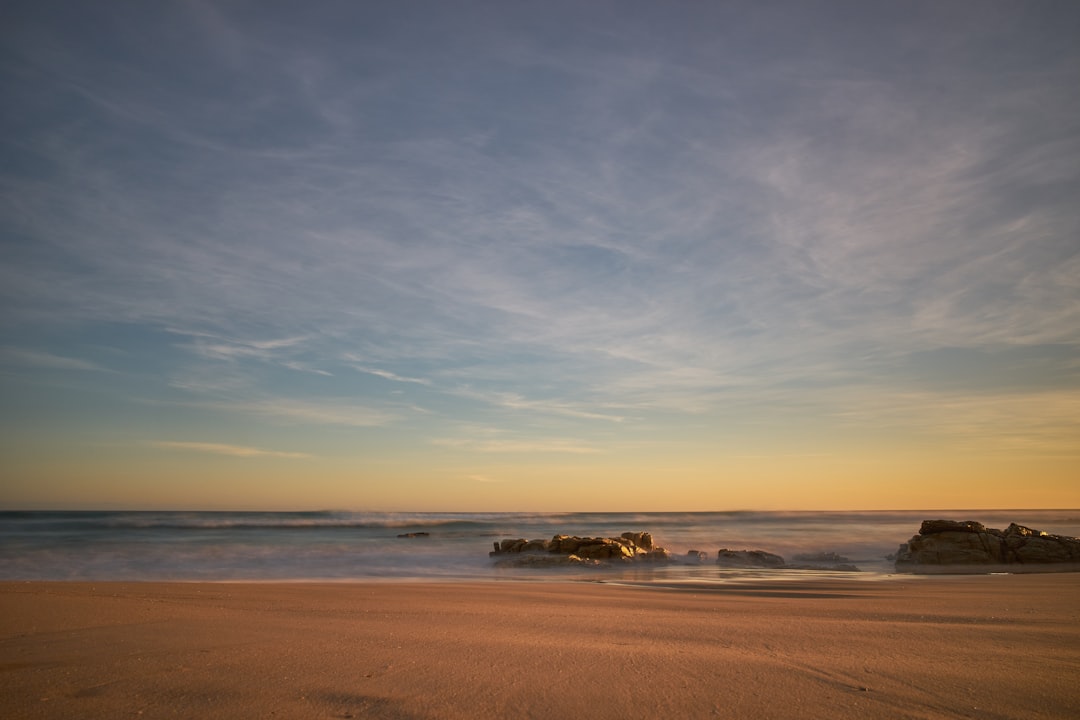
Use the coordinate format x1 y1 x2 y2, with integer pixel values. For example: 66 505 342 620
2 575 1078 719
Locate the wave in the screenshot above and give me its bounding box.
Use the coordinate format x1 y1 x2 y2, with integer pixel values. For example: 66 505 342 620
4 508 1077 582
0 510 587 533
3 509 1075 534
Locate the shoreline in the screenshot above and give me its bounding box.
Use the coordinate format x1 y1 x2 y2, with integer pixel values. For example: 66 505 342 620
7 509 1077 583
3 574 1079 719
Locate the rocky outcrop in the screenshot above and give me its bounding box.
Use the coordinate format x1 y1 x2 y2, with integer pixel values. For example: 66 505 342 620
489 531 861 571
492 553 603 568
895 520 1080 573
490 532 672 568
716 549 785 568
717 549 860 572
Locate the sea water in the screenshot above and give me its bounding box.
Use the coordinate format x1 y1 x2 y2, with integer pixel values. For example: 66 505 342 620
1 510 1077 583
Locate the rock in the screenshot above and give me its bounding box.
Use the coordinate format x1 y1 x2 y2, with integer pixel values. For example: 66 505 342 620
499 538 527 553
642 548 671 562
919 519 988 535
489 531 672 566
1004 523 1044 539
493 554 602 568
561 538 639 561
621 531 653 550
491 533 866 572
717 549 786 568
713 548 860 572
895 520 1080 573
397 532 430 538
576 543 613 560
549 535 581 553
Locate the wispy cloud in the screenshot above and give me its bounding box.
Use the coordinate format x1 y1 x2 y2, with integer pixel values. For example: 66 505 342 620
225 399 396 428
447 387 628 423
350 365 431 386
281 361 333 377
0 348 112 373
170 330 313 363
433 437 601 455
2 2 1077 504
151 441 310 459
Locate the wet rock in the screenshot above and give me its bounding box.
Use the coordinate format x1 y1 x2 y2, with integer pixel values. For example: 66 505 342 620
490 531 671 567
499 538 527 553
574 538 640 560
643 548 672 562
714 549 861 572
716 549 786 568
492 554 601 569
895 520 1080 573
549 535 581 553
621 531 654 550
918 519 988 535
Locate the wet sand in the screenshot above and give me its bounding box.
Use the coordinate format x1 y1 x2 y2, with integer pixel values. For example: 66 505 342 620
2 575 1079 719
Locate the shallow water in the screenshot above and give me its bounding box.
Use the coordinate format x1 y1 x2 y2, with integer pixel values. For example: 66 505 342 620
1 509 1077 583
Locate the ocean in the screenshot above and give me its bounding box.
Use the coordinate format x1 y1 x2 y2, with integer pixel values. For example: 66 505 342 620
2 510 1077 583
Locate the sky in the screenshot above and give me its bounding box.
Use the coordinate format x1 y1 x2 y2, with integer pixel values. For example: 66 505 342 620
1 1 1078 511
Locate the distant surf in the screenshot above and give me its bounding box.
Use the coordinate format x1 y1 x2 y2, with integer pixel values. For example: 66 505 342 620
2 510 1077 582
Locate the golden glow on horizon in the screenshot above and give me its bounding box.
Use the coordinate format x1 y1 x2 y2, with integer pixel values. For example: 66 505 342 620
3 437 1077 512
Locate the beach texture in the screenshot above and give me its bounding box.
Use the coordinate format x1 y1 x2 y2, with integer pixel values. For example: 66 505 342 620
2 575 1078 719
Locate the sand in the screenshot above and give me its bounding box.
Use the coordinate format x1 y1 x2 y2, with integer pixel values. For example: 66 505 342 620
2 575 1078 719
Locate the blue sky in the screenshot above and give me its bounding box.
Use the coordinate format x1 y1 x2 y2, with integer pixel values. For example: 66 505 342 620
2 1 1078 510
